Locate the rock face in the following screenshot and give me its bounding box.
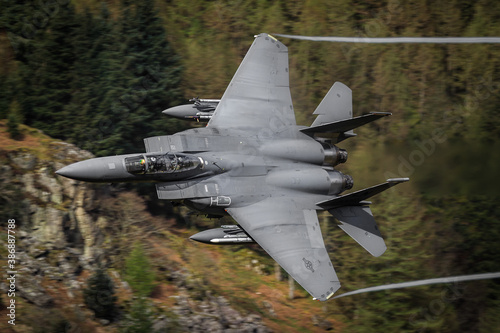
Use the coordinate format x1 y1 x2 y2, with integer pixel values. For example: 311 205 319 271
172 294 269 333
1 143 100 308
6 143 98 257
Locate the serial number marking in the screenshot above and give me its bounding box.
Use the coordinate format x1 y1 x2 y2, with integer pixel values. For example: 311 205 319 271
6 219 17 326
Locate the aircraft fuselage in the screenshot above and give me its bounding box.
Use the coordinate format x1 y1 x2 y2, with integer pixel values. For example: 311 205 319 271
57 126 352 216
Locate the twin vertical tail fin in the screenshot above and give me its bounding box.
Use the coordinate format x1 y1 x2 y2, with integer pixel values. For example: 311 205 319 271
300 82 391 142
311 82 353 127
307 81 401 256
307 81 403 256
317 178 409 257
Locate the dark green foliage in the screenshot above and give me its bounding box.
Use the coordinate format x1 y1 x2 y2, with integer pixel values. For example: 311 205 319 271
33 318 70 333
124 242 156 297
14 3 78 139
323 191 449 333
83 0 185 156
62 4 122 155
120 297 154 333
26 308 71 333
70 0 186 156
83 268 117 320
425 196 500 332
0 76 13 119
7 100 23 140
4 0 184 156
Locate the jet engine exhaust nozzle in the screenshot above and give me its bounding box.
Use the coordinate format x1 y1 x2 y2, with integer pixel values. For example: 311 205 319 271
343 173 354 190
338 148 348 164
322 143 348 166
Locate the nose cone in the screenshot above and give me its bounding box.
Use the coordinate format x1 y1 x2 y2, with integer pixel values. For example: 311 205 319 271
189 228 224 244
189 229 214 244
56 156 133 182
56 161 94 181
162 104 196 119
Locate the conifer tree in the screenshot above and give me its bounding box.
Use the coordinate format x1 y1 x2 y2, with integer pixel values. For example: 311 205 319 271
124 242 156 297
15 2 78 139
63 3 121 154
0 76 12 119
79 0 185 156
84 268 117 320
111 0 184 153
7 100 23 140
120 297 154 333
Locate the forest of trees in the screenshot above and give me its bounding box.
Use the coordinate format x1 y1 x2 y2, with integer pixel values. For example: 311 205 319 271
1 0 499 332
1 0 186 156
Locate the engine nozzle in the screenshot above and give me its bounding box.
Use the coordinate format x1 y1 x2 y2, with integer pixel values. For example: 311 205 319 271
342 173 354 190
322 143 348 166
326 170 354 194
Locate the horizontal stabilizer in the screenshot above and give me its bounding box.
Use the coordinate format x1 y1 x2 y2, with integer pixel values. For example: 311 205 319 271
330 206 386 257
301 112 391 139
317 178 409 209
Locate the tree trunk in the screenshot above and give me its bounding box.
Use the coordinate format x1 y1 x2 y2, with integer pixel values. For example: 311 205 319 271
274 262 282 281
288 274 295 300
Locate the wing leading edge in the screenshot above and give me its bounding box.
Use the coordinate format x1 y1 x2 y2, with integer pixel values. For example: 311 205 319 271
227 198 340 301
208 33 296 132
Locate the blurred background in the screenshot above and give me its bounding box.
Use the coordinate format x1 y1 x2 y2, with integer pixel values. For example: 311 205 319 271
0 1 499 332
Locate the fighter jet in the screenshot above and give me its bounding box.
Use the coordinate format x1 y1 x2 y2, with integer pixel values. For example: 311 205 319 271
56 33 408 301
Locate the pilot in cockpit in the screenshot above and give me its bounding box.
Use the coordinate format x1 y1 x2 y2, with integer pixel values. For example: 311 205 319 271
149 156 157 172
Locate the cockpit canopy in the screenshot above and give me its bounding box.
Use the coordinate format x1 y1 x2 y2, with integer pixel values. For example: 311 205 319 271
125 153 203 175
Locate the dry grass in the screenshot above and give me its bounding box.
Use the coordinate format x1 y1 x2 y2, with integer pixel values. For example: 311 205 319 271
0 120 44 152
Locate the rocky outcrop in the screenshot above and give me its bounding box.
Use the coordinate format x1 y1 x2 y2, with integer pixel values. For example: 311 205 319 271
6 143 98 257
1 142 103 309
172 294 268 333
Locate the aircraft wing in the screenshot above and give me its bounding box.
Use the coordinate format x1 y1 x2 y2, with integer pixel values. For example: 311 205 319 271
227 198 340 301
208 33 296 133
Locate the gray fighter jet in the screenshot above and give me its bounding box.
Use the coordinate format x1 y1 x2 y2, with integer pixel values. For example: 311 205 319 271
56 33 408 301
